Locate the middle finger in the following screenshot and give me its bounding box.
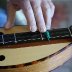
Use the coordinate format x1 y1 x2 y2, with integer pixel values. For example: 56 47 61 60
30 0 46 32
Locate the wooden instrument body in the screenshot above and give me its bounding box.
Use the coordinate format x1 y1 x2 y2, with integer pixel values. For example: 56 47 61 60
0 26 72 72
0 1 72 71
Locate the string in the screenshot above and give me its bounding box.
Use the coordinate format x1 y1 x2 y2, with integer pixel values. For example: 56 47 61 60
0 27 71 46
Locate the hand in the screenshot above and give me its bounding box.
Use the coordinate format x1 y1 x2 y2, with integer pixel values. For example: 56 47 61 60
21 0 55 32
5 21 14 29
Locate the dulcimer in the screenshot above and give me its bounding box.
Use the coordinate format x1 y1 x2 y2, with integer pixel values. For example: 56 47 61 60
0 25 72 48
0 26 72 72
0 2 72 72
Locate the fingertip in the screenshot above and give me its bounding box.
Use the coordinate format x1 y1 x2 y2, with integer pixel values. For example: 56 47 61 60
4 23 14 29
46 25 51 30
46 19 52 30
30 26 37 32
4 25 10 29
39 27 46 32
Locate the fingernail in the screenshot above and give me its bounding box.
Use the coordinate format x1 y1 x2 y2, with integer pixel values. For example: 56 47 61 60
30 26 37 32
46 19 52 30
39 27 46 32
46 26 51 30
46 23 51 30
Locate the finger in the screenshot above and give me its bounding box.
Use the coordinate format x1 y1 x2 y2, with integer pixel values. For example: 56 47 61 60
41 0 52 30
5 2 16 29
30 0 46 32
21 0 37 32
47 0 55 18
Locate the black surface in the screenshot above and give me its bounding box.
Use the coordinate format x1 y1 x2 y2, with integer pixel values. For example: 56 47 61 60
3 34 15 44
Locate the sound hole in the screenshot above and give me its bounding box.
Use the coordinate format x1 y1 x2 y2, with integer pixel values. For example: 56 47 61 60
0 55 5 61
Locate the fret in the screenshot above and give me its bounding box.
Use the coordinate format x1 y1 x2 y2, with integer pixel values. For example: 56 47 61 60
49 28 70 39
3 34 15 44
0 26 71 46
40 34 44 40
14 33 17 43
68 27 72 37
2 35 4 44
29 32 42 41
15 32 42 43
15 32 28 43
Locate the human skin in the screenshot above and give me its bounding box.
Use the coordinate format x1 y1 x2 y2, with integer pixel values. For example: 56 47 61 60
5 0 55 32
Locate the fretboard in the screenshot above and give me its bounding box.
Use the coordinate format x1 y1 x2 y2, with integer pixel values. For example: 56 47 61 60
0 26 72 46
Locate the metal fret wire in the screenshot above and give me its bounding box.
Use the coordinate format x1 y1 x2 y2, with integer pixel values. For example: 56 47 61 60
14 33 17 43
2 35 4 44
